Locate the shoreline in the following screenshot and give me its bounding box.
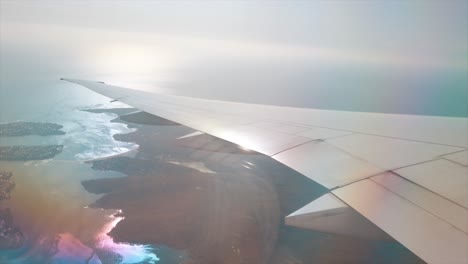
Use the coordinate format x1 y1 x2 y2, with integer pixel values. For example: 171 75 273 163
82 146 139 163
81 109 277 263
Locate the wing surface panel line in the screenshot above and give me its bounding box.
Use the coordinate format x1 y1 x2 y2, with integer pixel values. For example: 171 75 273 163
367 176 468 235
441 158 468 167
329 156 462 192
269 139 317 156
392 170 468 210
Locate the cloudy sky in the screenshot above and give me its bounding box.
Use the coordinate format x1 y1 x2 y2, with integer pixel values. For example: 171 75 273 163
1 0 467 116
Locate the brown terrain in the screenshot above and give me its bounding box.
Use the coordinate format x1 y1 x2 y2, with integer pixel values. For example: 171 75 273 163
86 159 279 264
0 171 25 250
82 109 424 264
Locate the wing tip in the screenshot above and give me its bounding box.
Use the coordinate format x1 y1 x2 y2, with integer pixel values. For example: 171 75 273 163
60 78 105 84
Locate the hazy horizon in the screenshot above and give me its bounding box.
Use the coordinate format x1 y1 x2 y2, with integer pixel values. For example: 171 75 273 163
1 0 467 117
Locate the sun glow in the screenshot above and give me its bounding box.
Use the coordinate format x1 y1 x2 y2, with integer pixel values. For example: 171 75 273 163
89 42 177 92
94 43 171 74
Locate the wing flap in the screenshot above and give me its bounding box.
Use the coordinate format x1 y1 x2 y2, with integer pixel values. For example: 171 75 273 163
442 150 468 166
371 172 468 233
394 159 468 208
333 177 468 264
285 193 390 240
327 134 463 170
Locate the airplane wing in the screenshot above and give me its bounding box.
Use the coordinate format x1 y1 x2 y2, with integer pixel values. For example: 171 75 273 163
63 78 468 264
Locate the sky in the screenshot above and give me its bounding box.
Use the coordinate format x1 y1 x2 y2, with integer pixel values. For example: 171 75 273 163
1 0 467 116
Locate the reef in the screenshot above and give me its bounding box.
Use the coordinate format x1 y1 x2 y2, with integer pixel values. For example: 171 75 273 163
0 209 25 249
0 171 23 250
0 121 65 137
0 145 63 161
0 171 15 200
0 121 65 160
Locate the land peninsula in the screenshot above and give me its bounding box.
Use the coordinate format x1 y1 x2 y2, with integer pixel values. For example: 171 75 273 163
0 121 65 136
0 145 63 161
0 171 24 249
0 122 65 161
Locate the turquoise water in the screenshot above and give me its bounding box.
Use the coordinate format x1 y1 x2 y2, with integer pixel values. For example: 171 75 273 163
0 99 161 263
0 50 161 262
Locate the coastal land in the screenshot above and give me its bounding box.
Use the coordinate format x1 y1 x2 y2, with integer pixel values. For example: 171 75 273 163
0 171 15 200
175 133 257 154
0 145 63 161
83 108 180 126
0 209 24 249
0 121 65 136
0 122 64 249
0 122 65 161
0 171 24 249
82 109 424 264
81 108 137 116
